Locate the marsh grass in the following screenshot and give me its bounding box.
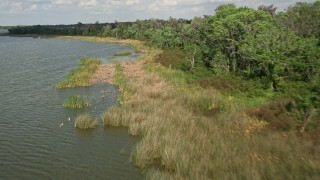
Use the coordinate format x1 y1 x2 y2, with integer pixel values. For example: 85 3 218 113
75 114 98 129
60 36 320 179
55 57 101 89
114 51 132 56
102 54 320 179
63 95 90 109
113 63 128 105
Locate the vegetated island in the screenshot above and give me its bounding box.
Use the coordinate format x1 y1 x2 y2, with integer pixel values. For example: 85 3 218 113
8 2 320 179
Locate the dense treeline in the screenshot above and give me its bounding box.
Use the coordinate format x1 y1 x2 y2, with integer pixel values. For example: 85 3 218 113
9 1 320 117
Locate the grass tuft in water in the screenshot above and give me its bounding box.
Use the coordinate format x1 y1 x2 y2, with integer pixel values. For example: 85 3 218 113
74 114 98 129
56 57 101 89
63 95 91 109
114 51 132 56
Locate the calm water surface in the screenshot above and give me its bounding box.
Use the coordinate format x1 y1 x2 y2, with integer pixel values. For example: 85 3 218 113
0 36 142 179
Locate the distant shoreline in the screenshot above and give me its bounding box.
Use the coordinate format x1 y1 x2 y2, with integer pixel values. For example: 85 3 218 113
53 36 154 86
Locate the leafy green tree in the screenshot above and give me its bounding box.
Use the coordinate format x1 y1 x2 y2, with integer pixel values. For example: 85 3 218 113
200 4 320 89
277 1 320 38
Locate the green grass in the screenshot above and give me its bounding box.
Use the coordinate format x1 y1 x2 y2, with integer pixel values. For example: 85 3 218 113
114 63 128 105
63 95 90 109
114 51 132 56
74 114 98 129
55 57 101 89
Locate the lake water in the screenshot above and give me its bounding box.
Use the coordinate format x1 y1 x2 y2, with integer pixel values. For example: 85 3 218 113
0 36 142 179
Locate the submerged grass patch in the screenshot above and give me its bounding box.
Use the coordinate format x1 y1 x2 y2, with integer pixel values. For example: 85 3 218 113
114 51 132 56
74 114 98 129
55 57 101 89
63 95 90 109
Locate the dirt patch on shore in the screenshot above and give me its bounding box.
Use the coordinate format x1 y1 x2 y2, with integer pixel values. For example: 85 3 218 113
90 64 115 84
90 61 146 85
122 61 145 79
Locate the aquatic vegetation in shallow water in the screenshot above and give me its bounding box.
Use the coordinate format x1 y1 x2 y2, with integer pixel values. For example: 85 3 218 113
63 95 91 109
75 114 98 129
55 57 101 89
114 51 132 57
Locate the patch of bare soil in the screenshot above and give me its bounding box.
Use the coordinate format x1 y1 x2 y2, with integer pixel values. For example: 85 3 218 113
91 61 146 85
122 61 145 79
90 64 115 84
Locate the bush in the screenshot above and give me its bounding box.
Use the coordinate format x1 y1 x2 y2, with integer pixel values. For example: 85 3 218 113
154 49 186 70
247 98 300 131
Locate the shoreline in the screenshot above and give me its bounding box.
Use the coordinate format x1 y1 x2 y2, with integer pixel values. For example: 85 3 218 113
55 36 158 87
54 36 320 179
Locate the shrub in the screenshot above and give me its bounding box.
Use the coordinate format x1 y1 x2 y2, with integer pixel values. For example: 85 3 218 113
154 49 186 70
246 98 300 131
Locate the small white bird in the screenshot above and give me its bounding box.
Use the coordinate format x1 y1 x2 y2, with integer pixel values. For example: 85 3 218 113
68 117 71 122
59 123 63 128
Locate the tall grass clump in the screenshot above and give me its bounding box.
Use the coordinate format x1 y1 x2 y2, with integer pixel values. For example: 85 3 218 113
63 95 90 109
56 57 101 89
74 114 98 129
114 51 132 56
114 63 128 105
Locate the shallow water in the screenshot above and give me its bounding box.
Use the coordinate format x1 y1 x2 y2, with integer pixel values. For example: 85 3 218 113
0 36 142 179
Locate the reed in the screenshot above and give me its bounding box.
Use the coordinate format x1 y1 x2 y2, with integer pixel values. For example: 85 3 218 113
63 95 90 109
74 114 98 129
55 57 101 89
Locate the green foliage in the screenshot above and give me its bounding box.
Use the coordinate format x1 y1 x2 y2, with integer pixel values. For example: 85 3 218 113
282 81 320 111
74 114 98 129
63 95 91 109
56 58 101 89
154 49 186 69
277 1 320 38
200 5 320 90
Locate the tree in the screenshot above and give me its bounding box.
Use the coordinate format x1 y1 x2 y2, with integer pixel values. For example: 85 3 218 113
277 1 320 37
258 5 277 16
200 4 320 89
